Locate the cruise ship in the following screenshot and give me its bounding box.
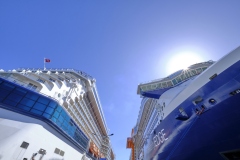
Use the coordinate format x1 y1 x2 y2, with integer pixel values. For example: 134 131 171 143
0 68 115 160
127 46 240 160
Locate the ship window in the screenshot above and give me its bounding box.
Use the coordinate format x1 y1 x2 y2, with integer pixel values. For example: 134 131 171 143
17 104 31 111
14 88 27 96
49 78 55 82
37 78 45 84
176 76 182 83
196 68 202 74
27 83 38 90
33 102 47 111
172 79 177 85
181 74 186 81
43 113 51 119
191 70 197 76
26 92 39 101
53 111 60 119
38 97 50 105
30 109 43 115
20 98 35 107
162 82 167 88
1 82 15 91
48 101 58 109
56 105 62 113
44 107 54 115
20 141 29 149
167 81 173 87
3 99 18 107
60 150 65 156
6 93 23 103
54 148 60 154
0 89 10 99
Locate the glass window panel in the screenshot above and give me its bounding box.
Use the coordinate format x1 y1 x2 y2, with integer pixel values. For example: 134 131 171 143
181 74 186 81
64 115 70 122
51 117 57 123
53 111 60 119
7 93 23 103
17 104 31 111
63 120 69 128
56 105 62 113
172 79 177 85
37 97 50 105
43 113 51 119
56 120 62 127
62 125 68 131
44 107 54 115
0 82 15 91
33 102 46 111
14 88 27 96
167 81 173 87
0 90 10 99
20 98 35 107
147 85 151 90
26 92 39 101
58 115 64 123
30 109 43 115
3 99 17 107
196 68 202 74
162 82 167 88
60 110 67 118
48 101 58 109
191 70 197 75
176 77 182 83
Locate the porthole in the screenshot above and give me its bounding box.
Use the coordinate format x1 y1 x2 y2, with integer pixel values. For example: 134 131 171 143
209 98 216 104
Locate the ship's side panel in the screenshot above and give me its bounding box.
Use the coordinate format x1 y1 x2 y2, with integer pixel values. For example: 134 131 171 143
0 118 88 160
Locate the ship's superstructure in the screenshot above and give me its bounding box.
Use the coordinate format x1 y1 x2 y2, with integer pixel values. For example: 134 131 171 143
127 46 240 160
0 68 115 160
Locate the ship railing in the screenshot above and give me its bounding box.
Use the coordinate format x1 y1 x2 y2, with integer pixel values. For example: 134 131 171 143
16 68 94 80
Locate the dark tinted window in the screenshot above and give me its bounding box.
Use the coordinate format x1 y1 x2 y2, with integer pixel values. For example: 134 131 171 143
14 88 27 96
26 92 39 101
17 104 31 111
20 98 35 107
48 101 57 109
0 82 15 91
33 102 46 111
30 109 43 115
3 99 18 106
38 97 50 105
6 93 23 103
44 107 54 115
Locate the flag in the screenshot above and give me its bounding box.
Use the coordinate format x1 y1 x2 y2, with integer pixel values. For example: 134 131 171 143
45 59 50 62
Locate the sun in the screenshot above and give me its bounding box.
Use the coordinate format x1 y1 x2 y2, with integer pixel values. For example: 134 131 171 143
166 52 204 74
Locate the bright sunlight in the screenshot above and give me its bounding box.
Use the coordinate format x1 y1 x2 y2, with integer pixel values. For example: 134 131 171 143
166 52 204 74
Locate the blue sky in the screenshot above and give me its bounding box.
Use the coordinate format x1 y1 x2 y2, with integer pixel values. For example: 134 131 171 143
1 0 240 159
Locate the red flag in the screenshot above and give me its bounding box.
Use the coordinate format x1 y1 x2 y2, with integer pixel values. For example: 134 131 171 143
45 59 50 62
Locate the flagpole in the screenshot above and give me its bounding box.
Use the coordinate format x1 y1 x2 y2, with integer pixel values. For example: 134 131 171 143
44 58 46 70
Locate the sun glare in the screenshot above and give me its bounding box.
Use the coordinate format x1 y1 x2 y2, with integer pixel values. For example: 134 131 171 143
166 52 204 75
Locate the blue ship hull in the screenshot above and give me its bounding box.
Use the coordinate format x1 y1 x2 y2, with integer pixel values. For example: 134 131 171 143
144 60 240 160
